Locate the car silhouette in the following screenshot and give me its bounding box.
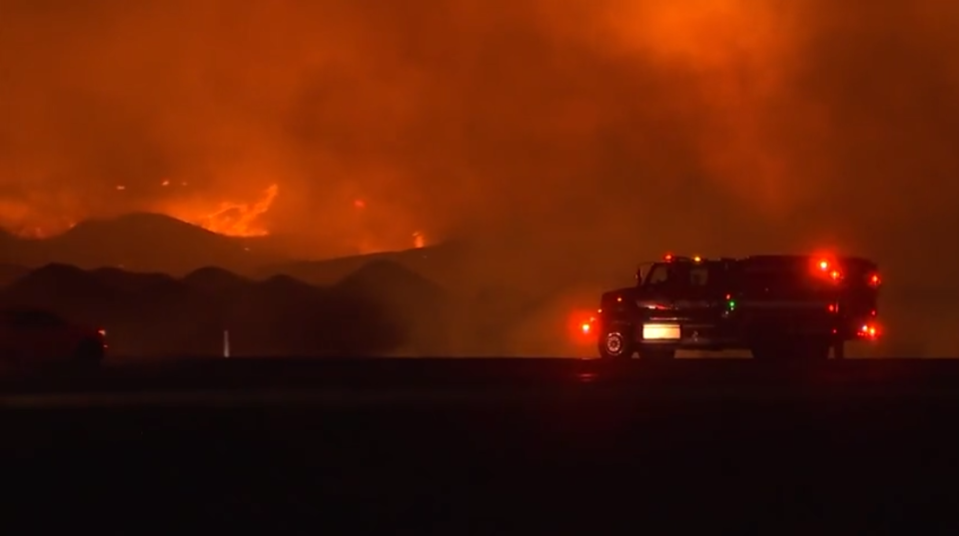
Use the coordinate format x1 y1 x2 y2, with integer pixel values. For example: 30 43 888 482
0 308 106 370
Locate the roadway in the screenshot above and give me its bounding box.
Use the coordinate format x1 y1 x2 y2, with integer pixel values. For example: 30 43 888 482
3 357 959 531
2 356 959 403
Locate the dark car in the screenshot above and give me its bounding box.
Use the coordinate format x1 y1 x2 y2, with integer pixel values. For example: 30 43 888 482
594 254 882 360
0 308 107 369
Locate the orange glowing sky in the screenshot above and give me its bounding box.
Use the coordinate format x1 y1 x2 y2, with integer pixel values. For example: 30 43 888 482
0 0 957 273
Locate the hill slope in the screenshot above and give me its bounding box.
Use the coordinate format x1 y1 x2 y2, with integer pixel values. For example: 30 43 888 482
0 261 451 357
0 213 289 275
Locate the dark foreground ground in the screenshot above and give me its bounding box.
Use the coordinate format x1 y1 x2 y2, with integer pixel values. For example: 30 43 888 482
3 358 959 532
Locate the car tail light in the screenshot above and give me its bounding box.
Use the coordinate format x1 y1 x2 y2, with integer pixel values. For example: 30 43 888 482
868 273 881 287
97 328 108 350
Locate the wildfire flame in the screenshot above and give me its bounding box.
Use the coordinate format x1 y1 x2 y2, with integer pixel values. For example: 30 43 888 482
169 184 278 237
1 182 429 254
0 198 77 239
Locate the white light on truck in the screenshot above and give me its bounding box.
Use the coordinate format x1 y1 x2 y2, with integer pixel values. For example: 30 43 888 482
642 323 681 340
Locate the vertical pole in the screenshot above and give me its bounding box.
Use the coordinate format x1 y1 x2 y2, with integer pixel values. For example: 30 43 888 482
223 329 230 358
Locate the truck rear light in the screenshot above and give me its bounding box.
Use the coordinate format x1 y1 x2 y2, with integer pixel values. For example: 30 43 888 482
814 258 842 282
859 323 879 339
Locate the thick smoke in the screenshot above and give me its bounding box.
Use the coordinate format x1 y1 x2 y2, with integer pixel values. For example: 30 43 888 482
1 0 957 288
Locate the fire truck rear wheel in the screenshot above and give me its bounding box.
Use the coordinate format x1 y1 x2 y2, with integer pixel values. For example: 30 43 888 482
599 330 634 359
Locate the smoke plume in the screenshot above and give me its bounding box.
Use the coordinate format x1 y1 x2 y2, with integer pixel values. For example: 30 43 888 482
1 0 957 290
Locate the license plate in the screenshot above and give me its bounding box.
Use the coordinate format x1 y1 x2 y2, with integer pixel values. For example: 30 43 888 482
642 323 681 340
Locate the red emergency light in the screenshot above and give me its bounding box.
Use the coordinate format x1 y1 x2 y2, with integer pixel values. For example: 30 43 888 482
814 257 843 282
570 311 599 343
859 323 880 340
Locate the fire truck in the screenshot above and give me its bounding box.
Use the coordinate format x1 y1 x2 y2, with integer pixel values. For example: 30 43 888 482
593 254 882 360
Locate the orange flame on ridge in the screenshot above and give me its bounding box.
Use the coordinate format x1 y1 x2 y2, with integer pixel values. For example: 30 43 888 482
169 184 279 237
